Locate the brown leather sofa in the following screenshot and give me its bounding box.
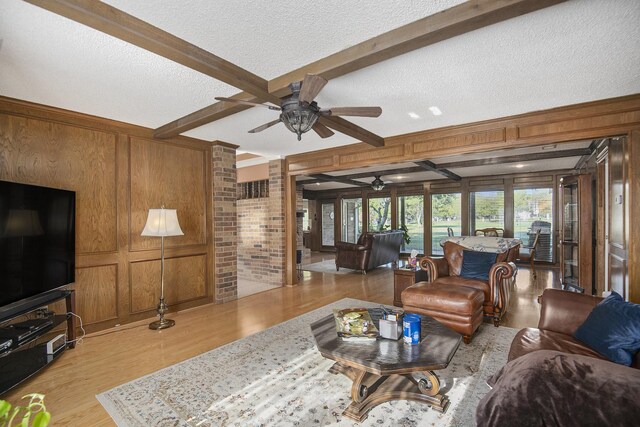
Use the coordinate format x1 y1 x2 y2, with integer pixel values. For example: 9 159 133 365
406 241 519 326
509 288 640 367
334 230 404 274
476 288 640 426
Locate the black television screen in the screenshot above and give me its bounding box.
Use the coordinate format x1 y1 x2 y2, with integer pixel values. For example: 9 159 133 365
0 180 76 308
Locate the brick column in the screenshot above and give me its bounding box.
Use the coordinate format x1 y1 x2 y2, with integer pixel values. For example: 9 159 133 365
296 187 304 252
212 142 237 303
268 159 286 284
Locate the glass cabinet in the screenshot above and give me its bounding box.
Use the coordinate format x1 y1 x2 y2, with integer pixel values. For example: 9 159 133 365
559 174 593 293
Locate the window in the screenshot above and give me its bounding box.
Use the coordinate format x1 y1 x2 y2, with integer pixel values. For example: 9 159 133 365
470 190 504 234
341 198 362 243
368 196 391 232
321 202 334 246
431 193 462 255
514 188 553 262
302 199 309 231
397 195 424 253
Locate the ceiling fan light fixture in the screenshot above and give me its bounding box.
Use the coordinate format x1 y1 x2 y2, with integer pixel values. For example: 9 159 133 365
280 108 318 141
371 175 385 191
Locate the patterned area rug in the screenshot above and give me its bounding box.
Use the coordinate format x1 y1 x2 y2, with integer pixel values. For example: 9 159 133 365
97 299 517 426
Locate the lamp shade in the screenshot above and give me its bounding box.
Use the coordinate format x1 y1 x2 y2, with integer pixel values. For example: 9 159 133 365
3 209 44 237
141 208 184 237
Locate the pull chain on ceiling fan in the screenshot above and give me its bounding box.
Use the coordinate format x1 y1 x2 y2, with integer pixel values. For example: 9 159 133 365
215 74 382 141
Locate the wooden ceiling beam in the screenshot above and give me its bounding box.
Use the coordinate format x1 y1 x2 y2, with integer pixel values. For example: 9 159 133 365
573 141 599 170
299 147 591 184
299 166 424 185
309 173 368 188
414 160 462 181
436 148 592 169
25 0 280 107
270 0 567 93
153 0 567 138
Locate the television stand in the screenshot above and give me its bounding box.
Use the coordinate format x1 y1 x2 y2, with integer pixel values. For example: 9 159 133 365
0 318 55 345
0 290 76 395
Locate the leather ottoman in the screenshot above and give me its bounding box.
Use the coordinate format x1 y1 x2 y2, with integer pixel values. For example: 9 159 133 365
401 282 484 344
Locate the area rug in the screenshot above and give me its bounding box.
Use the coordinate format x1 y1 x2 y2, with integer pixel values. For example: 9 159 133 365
97 298 518 426
303 260 352 275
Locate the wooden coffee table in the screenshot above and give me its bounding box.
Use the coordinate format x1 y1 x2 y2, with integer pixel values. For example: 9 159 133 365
310 308 461 422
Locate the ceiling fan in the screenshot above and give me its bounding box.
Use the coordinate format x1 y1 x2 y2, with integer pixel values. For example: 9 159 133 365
215 74 382 141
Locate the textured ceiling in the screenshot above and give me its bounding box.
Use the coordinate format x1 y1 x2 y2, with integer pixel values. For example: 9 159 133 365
1 1 639 158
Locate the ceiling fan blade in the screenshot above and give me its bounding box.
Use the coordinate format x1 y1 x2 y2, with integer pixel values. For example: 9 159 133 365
298 74 327 104
312 122 335 139
215 97 281 111
320 107 382 117
248 119 282 133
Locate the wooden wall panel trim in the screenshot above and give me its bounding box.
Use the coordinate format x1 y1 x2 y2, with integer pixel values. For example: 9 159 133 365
0 113 118 255
286 94 640 176
129 137 207 251
129 254 207 314
0 96 211 151
116 133 132 326
128 246 208 262
513 175 555 185
339 145 405 165
287 156 335 172
75 264 118 325
412 128 505 154
517 111 640 140
0 97 215 333
76 253 119 268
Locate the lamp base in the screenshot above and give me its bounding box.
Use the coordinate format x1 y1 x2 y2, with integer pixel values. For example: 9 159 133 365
149 296 174 330
149 317 175 330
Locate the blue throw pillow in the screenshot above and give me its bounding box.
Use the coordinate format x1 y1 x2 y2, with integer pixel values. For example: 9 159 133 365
573 291 640 366
459 250 497 281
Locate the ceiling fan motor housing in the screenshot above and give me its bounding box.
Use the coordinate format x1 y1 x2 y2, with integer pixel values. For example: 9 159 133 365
280 84 320 140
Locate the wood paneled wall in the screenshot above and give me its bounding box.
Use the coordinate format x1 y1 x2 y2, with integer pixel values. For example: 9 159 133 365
0 97 215 332
286 95 640 176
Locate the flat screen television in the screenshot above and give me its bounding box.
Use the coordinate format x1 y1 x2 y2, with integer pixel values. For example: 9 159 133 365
0 180 76 316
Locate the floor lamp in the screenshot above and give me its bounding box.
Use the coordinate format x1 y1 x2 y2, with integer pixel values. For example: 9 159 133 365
141 207 183 330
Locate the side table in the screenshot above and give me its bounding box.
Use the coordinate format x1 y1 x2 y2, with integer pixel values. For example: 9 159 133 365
393 265 428 307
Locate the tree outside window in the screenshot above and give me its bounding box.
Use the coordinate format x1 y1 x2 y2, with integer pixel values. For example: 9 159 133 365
397 195 424 253
470 190 505 232
368 197 391 231
431 193 461 255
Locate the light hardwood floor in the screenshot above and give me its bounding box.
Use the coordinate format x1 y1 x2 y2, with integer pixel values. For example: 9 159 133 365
3 257 558 426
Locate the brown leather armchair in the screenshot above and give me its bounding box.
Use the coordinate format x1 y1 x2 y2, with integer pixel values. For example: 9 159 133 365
335 230 404 274
417 241 519 326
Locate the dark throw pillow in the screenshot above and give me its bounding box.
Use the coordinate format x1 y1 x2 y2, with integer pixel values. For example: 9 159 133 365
573 291 640 366
459 250 497 281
